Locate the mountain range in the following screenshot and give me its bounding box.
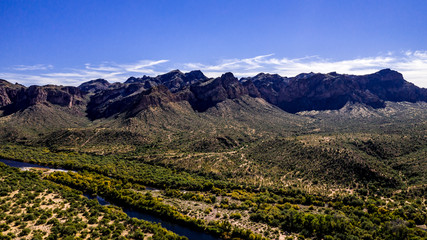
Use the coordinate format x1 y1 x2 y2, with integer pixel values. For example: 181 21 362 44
1 69 425 120
0 69 426 188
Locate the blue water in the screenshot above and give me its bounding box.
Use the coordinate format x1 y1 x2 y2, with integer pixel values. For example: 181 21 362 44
123 208 219 240
2 159 220 240
85 194 220 240
84 194 111 206
0 159 51 169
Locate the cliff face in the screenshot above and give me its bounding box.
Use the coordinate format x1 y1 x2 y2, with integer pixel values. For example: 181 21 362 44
0 80 24 108
1 69 426 119
26 86 83 107
78 79 111 93
244 69 426 113
359 69 426 102
188 72 260 111
125 70 208 93
86 72 257 118
0 86 12 107
86 85 183 119
0 81 85 114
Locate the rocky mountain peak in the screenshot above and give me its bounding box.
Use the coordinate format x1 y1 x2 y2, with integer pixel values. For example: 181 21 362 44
373 68 404 82
78 78 111 93
0 79 11 86
221 72 235 79
295 72 316 80
123 70 207 93
158 69 184 80
1 68 425 119
251 72 283 81
125 76 152 84
184 70 207 80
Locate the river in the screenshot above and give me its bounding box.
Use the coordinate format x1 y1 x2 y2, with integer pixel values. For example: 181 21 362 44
0 159 53 169
0 158 220 240
85 194 220 240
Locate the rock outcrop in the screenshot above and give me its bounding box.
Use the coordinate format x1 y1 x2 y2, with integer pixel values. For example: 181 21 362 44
0 80 84 114
1 69 426 119
125 70 208 93
244 69 427 113
189 72 259 111
86 85 182 119
0 80 25 108
78 79 111 93
86 72 257 118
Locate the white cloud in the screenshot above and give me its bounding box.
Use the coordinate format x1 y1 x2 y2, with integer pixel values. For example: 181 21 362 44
184 54 274 72
0 72 68 86
183 52 427 88
84 63 122 72
1 53 426 88
12 64 53 71
0 59 169 86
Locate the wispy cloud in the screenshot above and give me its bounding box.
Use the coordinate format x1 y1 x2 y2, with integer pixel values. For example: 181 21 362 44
119 60 169 73
0 59 169 86
12 64 53 71
183 52 427 88
184 54 274 72
1 53 426 87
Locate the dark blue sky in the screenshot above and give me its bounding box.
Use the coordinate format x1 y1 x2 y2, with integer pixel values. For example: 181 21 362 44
1 0 427 87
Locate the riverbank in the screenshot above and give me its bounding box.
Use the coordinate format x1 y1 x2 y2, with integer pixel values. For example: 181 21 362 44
0 159 222 240
0 162 187 240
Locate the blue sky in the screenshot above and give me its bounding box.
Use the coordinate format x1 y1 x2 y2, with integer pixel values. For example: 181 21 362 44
1 0 427 87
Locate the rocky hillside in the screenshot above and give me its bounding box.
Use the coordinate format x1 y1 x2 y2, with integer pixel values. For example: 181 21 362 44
242 68 427 113
83 68 427 118
0 69 425 120
0 70 425 189
0 80 84 113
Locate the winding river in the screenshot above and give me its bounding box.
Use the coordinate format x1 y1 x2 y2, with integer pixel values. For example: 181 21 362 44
0 159 220 240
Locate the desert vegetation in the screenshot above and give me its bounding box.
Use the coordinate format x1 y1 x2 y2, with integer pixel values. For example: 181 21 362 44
0 163 187 240
0 76 426 239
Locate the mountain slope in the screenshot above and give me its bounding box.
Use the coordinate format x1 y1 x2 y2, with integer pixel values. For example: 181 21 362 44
243 69 427 113
40 96 311 153
0 69 425 189
1 69 426 122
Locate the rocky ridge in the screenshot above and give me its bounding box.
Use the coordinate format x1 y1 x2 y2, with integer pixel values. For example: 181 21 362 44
0 69 425 119
0 80 84 114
